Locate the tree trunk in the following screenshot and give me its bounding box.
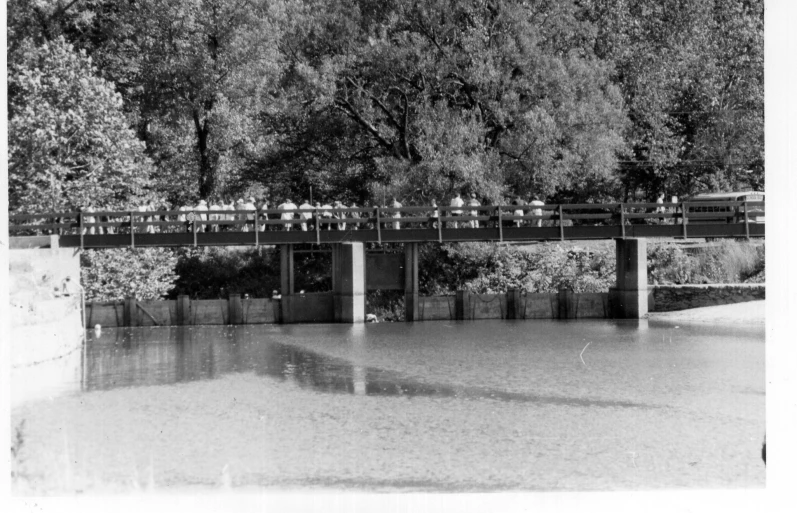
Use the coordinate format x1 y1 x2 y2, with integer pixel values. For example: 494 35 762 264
193 109 214 200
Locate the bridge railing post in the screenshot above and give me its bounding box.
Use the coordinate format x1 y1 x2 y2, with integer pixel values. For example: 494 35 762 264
497 206 503 242
376 207 382 245
680 202 688 239
130 210 135 248
79 210 84 250
254 211 259 247
315 208 321 245
437 207 443 243
558 204 564 241
743 199 750 239
619 203 625 238
192 211 198 247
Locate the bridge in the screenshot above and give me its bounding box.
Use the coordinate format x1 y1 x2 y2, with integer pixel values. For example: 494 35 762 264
9 200 764 323
9 201 765 248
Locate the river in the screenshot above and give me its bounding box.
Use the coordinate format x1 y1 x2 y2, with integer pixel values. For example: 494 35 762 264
10 318 765 493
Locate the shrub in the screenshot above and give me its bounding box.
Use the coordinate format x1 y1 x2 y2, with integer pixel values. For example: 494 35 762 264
419 242 616 294
81 248 178 301
169 246 332 299
366 290 405 322
647 240 764 284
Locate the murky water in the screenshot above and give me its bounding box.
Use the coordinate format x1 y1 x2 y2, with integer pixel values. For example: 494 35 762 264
10 319 765 493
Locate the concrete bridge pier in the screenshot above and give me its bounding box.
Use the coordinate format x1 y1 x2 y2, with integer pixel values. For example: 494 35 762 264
610 238 648 318
332 242 366 323
280 244 295 296
404 242 420 322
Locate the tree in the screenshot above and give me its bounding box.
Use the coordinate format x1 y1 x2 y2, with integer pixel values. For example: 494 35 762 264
80 248 179 301
257 0 628 204
111 0 288 202
7 37 155 213
582 0 764 199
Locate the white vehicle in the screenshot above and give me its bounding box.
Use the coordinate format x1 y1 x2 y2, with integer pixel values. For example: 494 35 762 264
686 191 765 224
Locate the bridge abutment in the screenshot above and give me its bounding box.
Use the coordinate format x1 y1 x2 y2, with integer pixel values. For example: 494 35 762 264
610 238 649 318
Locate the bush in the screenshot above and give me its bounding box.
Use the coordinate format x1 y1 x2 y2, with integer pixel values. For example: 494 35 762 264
419 242 616 294
647 240 764 285
366 290 405 322
81 248 178 301
169 246 332 299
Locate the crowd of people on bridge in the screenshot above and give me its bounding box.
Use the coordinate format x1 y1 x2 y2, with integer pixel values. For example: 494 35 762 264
75 192 555 235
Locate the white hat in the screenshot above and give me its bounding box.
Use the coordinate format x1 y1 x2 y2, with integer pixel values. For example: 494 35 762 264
199 199 207 205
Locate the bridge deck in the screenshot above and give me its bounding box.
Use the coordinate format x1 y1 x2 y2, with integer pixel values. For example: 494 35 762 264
9 201 765 248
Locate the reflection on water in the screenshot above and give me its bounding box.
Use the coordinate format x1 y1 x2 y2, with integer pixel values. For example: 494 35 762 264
85 328 652 408
12 319 765 493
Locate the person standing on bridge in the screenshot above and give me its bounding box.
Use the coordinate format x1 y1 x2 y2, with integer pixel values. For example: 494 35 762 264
333 200 346 230
318 201 332 230
429 199 439 229
209 200 222 232
450 192 464 228
390 197 403 230
242 197 257 232
512 196 526 228
278 198 297 231
467 193 481 228
200 199 212 232
298 199 313 231
655 192 667 224
530 195 545 227
256 198 269 231
82 206 96 235
349 202 360 230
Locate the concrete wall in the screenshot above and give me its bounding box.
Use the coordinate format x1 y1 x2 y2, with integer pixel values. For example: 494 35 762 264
9 242 84 405
88 297 283 327
417 296 455 321
650 284 765 312
282 293 335 323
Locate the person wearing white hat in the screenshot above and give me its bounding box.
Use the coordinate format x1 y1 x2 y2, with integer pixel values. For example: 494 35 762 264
319 200 333 230
243 197 257 231
195 199 209 232
258 198 270 232
278 198 297 231
209 200 222 232
82 206 96 235
298 199 313 231
449 192 464 228
221 199 234 231
235 199 246 231
467 193 481 228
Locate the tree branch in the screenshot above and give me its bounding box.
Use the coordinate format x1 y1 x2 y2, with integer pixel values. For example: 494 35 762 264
333 98 395 152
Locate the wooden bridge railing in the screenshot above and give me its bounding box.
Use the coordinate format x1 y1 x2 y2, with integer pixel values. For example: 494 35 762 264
9 201 765 247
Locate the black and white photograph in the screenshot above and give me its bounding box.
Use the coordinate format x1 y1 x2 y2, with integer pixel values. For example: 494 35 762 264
2 0 793 511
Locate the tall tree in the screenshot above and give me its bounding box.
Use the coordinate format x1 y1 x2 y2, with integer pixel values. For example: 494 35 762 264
8 37 155 213
582 0 764 198
117 0 287 202
258 0 627 204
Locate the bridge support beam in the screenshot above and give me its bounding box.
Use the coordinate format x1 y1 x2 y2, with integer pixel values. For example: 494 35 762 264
404 242 420 321
610 238 648 318
333 242 366 323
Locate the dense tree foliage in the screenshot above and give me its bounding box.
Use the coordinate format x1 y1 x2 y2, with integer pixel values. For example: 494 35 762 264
7 37 155 212
7 0 764 212
80 248 179 301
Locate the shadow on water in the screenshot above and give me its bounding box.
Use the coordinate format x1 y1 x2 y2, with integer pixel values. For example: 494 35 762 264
84 327 652 409
256 341 652 408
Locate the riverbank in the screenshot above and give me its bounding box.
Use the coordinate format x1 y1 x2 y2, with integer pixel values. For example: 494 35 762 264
648 300 765 325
